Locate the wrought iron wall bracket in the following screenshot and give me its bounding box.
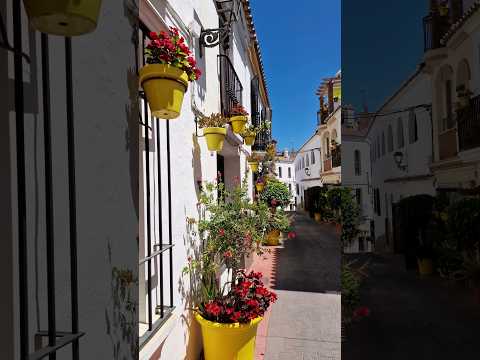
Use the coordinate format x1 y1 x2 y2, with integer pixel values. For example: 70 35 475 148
199 26 230 48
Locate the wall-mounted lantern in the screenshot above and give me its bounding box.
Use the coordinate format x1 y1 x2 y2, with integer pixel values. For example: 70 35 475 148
305 167 311 176
393 151 408 171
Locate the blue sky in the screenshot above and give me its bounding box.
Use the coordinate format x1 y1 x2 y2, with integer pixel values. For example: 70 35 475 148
250 0 341 151
250 0 427 151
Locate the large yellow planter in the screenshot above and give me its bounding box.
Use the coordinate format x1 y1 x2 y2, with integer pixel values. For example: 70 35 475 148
244 135 256 146
195 313 262 360
139 64 188 119
248 161 259 173
255 183 265 192
314 213 321 222
203 127 227 152
266 229 280 246
230 115 248 134
23 0 103 36
417 258 433 276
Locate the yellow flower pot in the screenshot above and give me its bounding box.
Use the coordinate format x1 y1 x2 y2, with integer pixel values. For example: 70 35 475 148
248 161 259 173
195 313 262 360
139 64 189 119
23 0 103 36
244 135 256 146
255 183 265 192
266 229 280 246
314 213 321 222
417 258 433 276
230 115 248 134
203 127 227 152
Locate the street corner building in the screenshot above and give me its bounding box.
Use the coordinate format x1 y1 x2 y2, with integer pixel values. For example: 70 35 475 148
295 71 342 214
0 0 272 359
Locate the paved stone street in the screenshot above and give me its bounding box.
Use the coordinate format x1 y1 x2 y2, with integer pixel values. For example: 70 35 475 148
251 212 341 360
343 253 480 360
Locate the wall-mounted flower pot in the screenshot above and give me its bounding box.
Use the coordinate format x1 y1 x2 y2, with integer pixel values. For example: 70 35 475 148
203 127 227 152
265 230 280 246
195 313 262 360
139 64 188 119
244 135 256 146
417 258 433 276
230 115 248 134
314 213 321 222
248 161 259 173
255 183 265 192
23 0 103 36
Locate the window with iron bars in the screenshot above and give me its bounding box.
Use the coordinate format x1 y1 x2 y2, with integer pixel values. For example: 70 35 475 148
138 24 175 347
251 76 270 151
219 54 243 116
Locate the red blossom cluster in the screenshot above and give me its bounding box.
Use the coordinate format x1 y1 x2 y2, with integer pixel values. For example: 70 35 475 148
353 306 370 319
287 231 296 239
200 270 277 324
146 27 201 81
230 104 249 116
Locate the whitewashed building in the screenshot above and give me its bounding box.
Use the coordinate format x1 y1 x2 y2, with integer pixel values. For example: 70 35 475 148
0 0 272 359
275 149 297 211
365 67 434 253
341 109 374 253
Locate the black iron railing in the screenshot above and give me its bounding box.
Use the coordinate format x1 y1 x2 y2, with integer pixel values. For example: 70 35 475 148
251 76 270 151
8 1 83 358
219 54 243 116
458 94 480 152
138 25 175 348
423 13 450 51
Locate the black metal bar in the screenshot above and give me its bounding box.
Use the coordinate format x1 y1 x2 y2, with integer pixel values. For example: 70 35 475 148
166 121 174 307
65 37 80 360
41 33 57 360
144 99 153 331
139 244 174 265
13 1 29 358
29 333 85 360
155 120 165 318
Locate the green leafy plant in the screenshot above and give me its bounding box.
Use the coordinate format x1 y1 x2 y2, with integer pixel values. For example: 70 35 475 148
145 28 201 81
259 178 291 207
198 113 229 129
447 198 480 252
341 259 369 325
265 208 290 233
241 125 258 138
325 188 360 246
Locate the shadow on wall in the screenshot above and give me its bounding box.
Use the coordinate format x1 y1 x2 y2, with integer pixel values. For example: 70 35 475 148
105 241 139 359
192 133 203 200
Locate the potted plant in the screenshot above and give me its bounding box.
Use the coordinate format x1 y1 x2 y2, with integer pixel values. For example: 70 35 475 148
241 125 258 146
139 28 201 119
198 113 229 152
416 242 434 276
247 154 260 173
456 87 473 111
183 177 277 359
259 178 291 211
229 104 249 134
264 208 290 246
255 177 266 193
23 0 103 36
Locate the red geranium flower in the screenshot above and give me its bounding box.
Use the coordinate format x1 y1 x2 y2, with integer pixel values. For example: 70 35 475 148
353 306 370 319
287 231 296 239
223 250 233 258
204 301 222 317
218 228 225 237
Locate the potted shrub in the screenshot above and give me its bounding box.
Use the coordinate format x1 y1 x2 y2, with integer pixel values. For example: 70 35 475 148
229 104 249 134
139 28 201 119
241 125 258 146
259 178 291 211
416 242 434 276
198 113 229 152
264 208 290 246
183 177 276 359
23 0 103 36
247 154 260 173
255 177 266 193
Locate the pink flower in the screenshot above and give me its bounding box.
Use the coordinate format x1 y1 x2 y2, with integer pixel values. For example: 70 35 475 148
218 228 225 237
223 250 233 258
287 231 296 239
271 199 278 206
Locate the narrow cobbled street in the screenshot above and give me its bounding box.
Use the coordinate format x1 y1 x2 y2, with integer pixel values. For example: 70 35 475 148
252 212 341 360
343 253 480 360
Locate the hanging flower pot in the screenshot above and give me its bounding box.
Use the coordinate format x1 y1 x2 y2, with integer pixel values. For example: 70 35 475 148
229 105 249 134
255 182 265 192
198 113 229 152
314 212 322 222
248 161 259 173
417 258 433 276
23 0 103 36
139 64 189 119
265 229 280 246
244 135 256 146
139 28 201 119
195 313 262 360
204 127 227 152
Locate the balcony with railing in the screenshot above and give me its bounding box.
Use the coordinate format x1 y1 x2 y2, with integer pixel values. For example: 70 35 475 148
323 157 332 172
219 54 243 116
423 1 464 52
251 76 270 151
458 94 480 152
332 145 341 168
